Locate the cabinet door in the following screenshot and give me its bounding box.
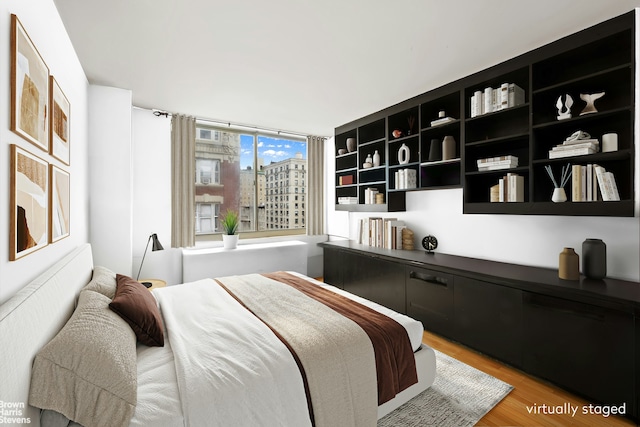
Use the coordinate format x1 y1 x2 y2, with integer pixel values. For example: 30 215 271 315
454 277 522 367
322 247 343 289
523 293 634 410
406 266 454 338
342 251 405 313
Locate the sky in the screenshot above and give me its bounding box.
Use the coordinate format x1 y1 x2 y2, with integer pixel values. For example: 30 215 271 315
240 134 307 170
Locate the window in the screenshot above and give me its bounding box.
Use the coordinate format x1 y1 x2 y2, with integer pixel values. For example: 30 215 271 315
195 203 219 233
196 159 220 185
195 123 307 238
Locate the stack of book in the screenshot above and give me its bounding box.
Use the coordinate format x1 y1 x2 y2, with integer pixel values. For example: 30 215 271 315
394 169 417 189
572 164 620 201
430 116 456 127
357 217 406 249
477 155 518 171
549 137 599 159
337 196 358 205
470 83 525 117
489 173 525 202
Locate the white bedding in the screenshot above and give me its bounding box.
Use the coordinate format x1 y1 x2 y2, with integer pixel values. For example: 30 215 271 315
130 273 426 426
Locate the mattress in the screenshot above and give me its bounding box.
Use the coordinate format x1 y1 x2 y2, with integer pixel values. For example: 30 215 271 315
129 272 431 426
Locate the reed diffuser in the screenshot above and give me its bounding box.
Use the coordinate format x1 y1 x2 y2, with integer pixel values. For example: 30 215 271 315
545 163 572 202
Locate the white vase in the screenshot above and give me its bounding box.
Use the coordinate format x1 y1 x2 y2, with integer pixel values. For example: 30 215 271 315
398 143 410 164
222 234 239 249
552 187 567 203
373 150 380 167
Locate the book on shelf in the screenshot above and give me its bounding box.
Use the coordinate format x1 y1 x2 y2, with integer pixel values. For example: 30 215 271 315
363 188 380 204
549 147 596 159
357 217 406 249
470 83 525 117
570 163 620 202
338 175 354 185
394 169 417 190
477 155 518 164
477 155 518 171
551 141 599 151
337 196 358 204
594 165 620 201
430 116 456 127
496 173 524 202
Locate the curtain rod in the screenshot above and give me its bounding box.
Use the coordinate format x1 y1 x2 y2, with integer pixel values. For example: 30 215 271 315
134 106 328 139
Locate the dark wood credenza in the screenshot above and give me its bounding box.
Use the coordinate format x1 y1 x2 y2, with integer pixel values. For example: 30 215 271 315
320 240 640 421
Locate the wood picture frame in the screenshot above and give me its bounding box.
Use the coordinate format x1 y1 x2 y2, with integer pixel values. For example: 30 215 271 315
10 145 49 260
50 165 70 243
50 76 70 165
10 14 50 152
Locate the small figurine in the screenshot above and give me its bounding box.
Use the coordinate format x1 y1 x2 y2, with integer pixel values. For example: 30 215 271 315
556 94 573 120
392 129 403 139
579 92 605 115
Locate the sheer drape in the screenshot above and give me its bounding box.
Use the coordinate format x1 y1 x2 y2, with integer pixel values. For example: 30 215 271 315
307 135 326 235
171 114 196 248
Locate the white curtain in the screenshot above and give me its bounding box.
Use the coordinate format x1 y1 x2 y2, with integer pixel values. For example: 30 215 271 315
307 135 326 235
171 114 196 248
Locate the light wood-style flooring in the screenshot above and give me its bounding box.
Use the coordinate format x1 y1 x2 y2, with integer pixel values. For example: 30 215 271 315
422 330 635 427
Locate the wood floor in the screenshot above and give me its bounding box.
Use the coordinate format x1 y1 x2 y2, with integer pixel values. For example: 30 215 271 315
422 330 635 426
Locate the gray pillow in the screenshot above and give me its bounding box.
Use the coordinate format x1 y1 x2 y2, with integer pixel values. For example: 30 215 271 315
82 266 117 299
29 290 137 427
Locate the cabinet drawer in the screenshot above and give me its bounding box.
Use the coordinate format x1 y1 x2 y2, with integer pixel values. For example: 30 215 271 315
523 292 634 411
406 266 454 337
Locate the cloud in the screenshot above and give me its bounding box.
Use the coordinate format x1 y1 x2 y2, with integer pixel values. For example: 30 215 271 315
262 149 288 157
257 141 264 147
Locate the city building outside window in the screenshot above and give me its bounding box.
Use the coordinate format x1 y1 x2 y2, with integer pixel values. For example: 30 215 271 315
195 123 307 240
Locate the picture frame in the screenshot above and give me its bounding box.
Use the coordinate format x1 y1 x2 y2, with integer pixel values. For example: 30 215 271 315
50 76 70 165
10 14 50 152
10 145 49 260
50 165 70 243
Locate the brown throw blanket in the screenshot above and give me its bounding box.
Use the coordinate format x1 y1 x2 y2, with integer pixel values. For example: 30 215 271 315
215 272 418 427
263 272 418 404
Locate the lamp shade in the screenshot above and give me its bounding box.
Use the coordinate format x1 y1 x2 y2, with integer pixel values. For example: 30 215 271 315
151 233 164 251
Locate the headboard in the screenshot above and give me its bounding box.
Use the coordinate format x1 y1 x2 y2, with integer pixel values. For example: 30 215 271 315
0 244 93 426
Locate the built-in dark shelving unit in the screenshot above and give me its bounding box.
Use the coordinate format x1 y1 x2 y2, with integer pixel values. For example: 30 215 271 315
334 11 635 216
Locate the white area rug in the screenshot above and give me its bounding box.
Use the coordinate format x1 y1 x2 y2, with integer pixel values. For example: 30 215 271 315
378 350 513 426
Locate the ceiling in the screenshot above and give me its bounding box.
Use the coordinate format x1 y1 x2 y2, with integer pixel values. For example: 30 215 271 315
53 0 639 137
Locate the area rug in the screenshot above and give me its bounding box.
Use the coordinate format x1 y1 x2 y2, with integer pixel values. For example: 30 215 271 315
378 350 514 426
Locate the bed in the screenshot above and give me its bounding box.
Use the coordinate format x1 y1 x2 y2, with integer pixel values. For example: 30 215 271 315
0 244 436 427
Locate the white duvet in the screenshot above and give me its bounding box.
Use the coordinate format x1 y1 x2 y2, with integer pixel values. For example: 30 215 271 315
130 274 425 427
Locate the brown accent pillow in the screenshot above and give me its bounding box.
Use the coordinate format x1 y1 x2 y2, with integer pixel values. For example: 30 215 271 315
109 274 164 346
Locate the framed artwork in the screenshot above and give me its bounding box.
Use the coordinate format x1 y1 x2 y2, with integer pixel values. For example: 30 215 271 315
10 14 50 152
50 165 70 243
50 76 70 165
10 145 49 260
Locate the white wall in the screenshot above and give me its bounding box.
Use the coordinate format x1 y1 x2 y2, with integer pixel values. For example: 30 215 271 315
0 0 90 304
130 108 182 285
326 11 640 282
88 86 133 274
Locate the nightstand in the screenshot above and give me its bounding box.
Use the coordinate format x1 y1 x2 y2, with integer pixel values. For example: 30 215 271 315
140 279 167 291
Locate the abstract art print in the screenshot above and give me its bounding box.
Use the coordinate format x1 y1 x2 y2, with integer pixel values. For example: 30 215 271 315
50 165 70 243
50 76 70 164
10 145 49 260
11 14 50 151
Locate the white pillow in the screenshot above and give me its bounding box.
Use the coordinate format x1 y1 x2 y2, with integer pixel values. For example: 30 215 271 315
29 290 137 427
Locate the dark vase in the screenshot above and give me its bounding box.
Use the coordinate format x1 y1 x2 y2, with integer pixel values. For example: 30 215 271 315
428 138 441 161
559 247 580 280
582 238 607 279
